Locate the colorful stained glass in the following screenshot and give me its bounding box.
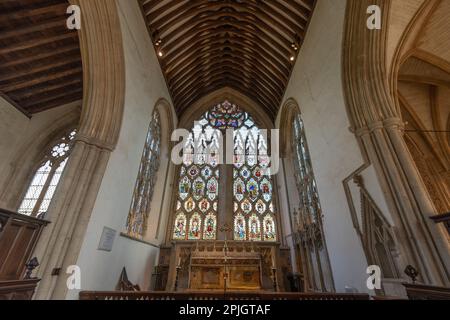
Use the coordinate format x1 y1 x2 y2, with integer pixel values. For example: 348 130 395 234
253 167 263 180
203 213 217 240
185 197 195 212
240 167 251 179
207 177 218 200
247 179 259 202
255 200 266 215
189 166 199 178
234 213 246 241
241 199 252 214
248 214 261 241
199 199 210 213
173 212 187 240
179 176 190 200
260 178 272 202
193 177 205 200
201 167 212 179
263 215 277 242
172 100 278 242
188 213 202 240
234 178 245 202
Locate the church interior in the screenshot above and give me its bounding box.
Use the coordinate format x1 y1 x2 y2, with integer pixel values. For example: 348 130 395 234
0 0 449 301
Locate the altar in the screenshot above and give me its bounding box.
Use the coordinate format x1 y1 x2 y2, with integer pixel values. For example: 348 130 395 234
189 244 262 291
156 241 290 292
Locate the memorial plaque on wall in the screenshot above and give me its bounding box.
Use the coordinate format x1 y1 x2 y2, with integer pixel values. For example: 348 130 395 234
98 227 116 252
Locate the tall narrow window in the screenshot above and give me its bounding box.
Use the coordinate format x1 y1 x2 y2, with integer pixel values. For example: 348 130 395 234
292 114 323 227
233 109 276 242
126 109 161 239
172 101 277 242
172 105 221 241
18 129 77 216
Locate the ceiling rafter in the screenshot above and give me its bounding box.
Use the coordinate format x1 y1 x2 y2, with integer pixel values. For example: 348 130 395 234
164 29 291 77
139 0 317 119
0 0 83 116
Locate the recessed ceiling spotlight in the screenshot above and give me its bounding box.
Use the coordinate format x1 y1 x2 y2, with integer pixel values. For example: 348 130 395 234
158 50 164 57
290 56 295 62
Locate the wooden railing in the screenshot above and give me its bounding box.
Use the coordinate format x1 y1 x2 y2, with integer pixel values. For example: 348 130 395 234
0 208 49 300
404 283 450 300
79 291 370 301
0 279 41 300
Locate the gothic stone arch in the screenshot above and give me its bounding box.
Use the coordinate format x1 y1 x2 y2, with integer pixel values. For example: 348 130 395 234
342 0 449 285
33 0 126 299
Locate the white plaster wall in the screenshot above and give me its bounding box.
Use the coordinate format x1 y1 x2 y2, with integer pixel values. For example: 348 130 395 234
68 0 176 299
276 0 393 293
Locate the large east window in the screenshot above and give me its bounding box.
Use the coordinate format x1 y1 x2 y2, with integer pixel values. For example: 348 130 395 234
172 101 277 242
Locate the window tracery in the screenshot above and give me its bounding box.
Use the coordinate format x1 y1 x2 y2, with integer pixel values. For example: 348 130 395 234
126 109 161 238
172 101 277 242
18 129 77 217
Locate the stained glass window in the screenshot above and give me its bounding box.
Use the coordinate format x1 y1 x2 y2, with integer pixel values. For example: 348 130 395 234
232 107 277 242
126 109 161 238
172 101 277 242
292 113 323 227
172 102 221 241
18 129 77 217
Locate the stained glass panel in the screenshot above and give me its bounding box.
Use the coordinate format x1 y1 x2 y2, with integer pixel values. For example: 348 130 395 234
188 213 202 240
171 101 277 242
203 213 217 240
173 212 187 240
126 110 161 238
231 108 277 241
234 213 246 241
263 215 277 242
248 214 261 241
292 114 323 224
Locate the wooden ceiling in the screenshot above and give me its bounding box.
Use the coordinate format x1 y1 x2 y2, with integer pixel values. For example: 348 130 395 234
139 0 317 119
0 0 82 116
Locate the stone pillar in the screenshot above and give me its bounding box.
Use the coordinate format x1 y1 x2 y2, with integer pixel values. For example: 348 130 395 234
343 0 450 286
357 119 450 285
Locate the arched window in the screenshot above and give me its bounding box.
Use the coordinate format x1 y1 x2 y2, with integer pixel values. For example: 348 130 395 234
172 101 277 242
292 114 323 226
126 109 161 239
18 129 77 217
232 108 276 242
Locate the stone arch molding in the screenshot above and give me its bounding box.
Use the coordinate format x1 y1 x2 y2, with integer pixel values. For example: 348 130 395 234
278 98 301 159
342 0 450 285
145 97 178 242
33 0 126 299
